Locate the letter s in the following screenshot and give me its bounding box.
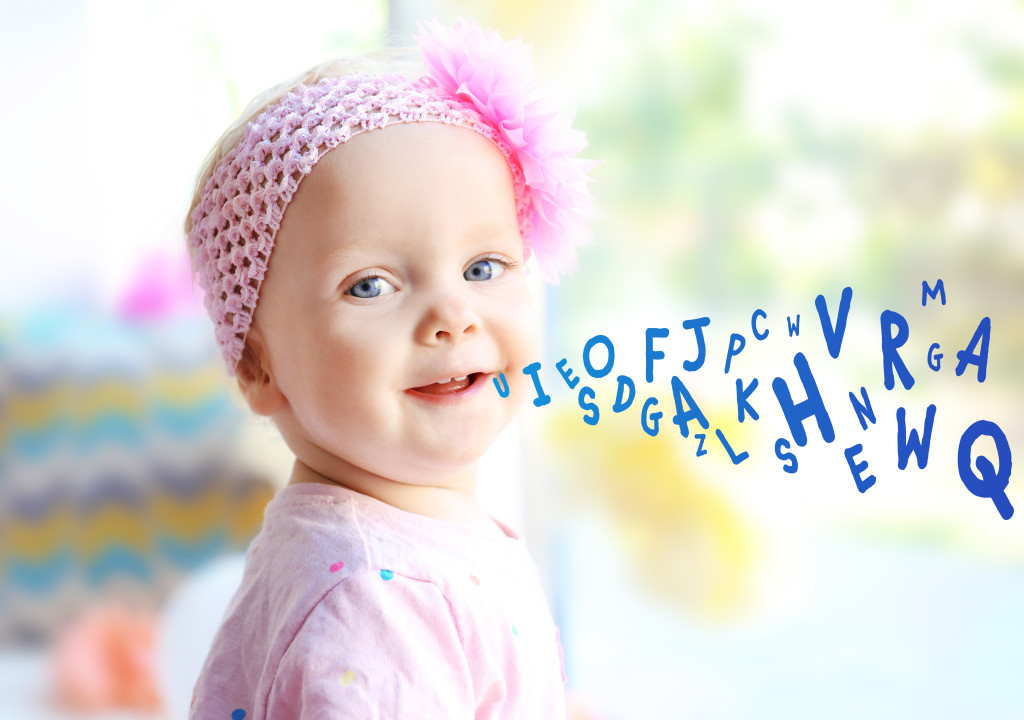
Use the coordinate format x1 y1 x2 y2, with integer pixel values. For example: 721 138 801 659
775 438 798 474
579 386 599 426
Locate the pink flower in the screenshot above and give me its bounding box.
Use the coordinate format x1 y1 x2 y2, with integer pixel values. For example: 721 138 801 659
417 18 597 282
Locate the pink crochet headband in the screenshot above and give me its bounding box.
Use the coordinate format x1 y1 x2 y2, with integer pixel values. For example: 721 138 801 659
188 19 595 374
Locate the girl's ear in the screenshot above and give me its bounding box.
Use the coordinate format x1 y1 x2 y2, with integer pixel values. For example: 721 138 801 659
235 327 286 416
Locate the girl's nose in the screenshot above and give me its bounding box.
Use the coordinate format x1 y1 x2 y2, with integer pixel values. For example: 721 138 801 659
414 293 480 345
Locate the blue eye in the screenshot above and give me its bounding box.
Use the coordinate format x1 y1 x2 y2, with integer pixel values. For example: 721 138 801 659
464 259 506 282
347 276 396 298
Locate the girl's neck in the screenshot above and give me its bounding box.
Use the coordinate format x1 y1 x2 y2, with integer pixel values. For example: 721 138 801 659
287 458 505 537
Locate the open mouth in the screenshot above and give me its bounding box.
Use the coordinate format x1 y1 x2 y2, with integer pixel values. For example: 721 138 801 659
408 372 484 396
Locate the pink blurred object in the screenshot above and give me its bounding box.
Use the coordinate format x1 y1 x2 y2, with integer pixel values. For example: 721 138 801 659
118 250 203 321
53 605 164 713
566 689 612 720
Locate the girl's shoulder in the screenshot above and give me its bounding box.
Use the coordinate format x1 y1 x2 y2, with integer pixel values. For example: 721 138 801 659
194 482 565 719
258 481 530 577
251 482 547 629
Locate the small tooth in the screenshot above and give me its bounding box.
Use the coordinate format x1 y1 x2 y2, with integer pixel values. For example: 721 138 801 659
453 375 468 381
439 378 453 384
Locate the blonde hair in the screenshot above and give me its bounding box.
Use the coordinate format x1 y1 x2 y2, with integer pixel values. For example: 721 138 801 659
184 47 422 237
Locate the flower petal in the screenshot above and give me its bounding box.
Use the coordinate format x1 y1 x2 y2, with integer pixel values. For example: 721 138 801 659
416 18 595 281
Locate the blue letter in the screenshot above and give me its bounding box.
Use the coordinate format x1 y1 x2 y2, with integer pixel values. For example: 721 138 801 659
771 352 835 447
556 358 580 390
896 404 937 470
787 315 800 337
613 375 635 412
492 372 509 398
815 286 852 360
695 433 708 457
752 309 769 341
736 378 759 422
582 334 615 379
641 397 661 437
775 438 798 474
682 317 711 371
922 279 946 306
881 310 915 391
522 362 550 407
844 444 876 492
670 375 710 438
955 317 991 383
578 386 599 426
958 420 1014 520
724 333 745 374
928 343 942 372
645 328 669 383
849 387 876 431
717 429 749 465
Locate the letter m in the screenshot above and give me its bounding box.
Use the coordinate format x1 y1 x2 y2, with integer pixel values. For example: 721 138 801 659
922 279 945 307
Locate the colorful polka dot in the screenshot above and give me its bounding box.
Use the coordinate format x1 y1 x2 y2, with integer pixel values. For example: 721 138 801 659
329 561 345 573
231 710 246 720
512 625 519 637
339 670 356 686
380 569 394 581
469 574 480 586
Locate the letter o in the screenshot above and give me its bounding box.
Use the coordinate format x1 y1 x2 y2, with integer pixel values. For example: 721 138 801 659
583 334 615 379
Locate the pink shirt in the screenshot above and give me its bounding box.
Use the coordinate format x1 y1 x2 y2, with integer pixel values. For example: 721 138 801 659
189 483 567 719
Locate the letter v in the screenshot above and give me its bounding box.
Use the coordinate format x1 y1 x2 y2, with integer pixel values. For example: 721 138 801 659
815 286 853 360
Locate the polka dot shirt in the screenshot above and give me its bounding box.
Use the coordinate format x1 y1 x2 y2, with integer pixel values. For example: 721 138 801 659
189 483 567 719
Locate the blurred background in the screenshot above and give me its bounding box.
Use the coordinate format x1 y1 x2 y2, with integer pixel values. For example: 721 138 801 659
1 0 1022 718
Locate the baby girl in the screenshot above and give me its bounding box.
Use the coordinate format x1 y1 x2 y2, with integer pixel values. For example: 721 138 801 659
184 18 593 719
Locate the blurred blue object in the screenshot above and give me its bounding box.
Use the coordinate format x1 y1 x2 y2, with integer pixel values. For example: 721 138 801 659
0 307 272 645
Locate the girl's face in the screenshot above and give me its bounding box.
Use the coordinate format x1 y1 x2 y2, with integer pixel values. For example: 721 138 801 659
249 123 538 486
